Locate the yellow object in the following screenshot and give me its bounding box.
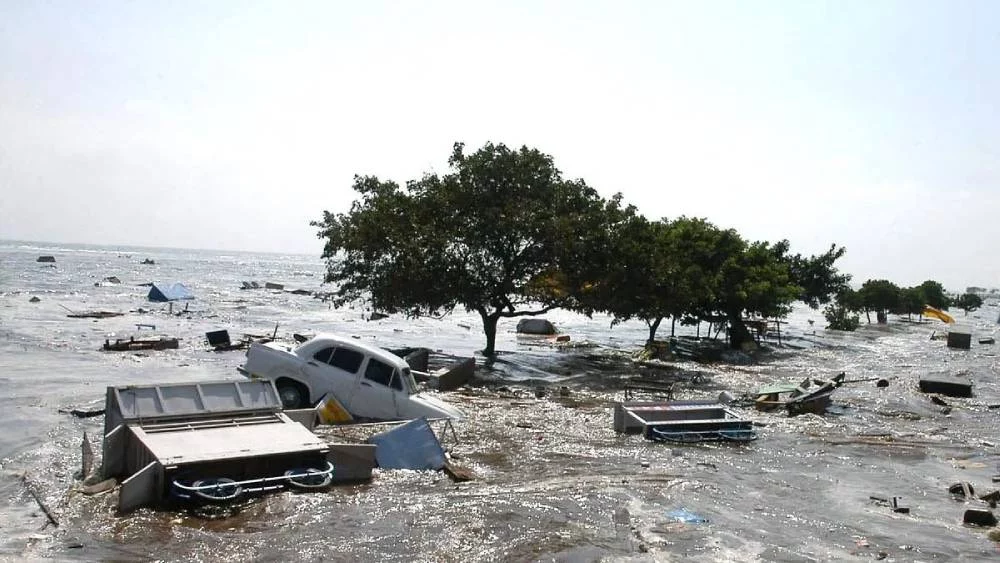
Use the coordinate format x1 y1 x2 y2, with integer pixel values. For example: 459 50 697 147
316 393 353 424
922 305 955 324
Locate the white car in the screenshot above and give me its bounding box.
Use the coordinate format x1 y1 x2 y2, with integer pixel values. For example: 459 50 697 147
241 333 464 421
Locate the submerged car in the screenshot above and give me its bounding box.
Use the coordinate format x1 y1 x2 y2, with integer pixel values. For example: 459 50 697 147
241 333 464 421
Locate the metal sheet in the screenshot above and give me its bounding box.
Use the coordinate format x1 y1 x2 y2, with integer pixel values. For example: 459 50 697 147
368 417 446 470
132 420 327 466
119 461 162 513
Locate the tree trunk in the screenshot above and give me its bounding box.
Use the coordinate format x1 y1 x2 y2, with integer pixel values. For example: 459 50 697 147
480 312 500 357
670 317 676 337
727 313 753 350
865 309 871 324
646 317 662 345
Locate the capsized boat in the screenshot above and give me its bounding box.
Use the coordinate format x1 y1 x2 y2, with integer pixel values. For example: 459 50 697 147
754 372 846 416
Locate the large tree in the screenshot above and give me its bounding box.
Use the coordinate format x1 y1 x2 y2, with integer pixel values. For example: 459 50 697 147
313 142 624 357
591 216 729 345
858 279 900 323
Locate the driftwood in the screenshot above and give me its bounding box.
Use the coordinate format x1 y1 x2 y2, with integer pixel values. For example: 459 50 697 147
20 474 58 528
67 311 124 319
103 337 179 352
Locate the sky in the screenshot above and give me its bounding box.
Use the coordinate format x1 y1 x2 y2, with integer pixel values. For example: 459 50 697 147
1 0 998 291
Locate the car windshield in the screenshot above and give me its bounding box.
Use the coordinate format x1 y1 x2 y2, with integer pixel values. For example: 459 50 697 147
399 367 418 394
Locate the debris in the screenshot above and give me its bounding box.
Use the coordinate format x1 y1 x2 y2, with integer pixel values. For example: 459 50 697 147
516 318 556 335
66 311 124 319
754 372 846 416
135 323 156 330
963 508 998 527
289 289 312 296
980 338 996 345
947 328 972 350
949 482 975 499
891 497 910 514
59 408 104 418
931 396 950 407
315 393 353 425
369 417 447 471
103 276 121 284
80 433 93 480
147 282 194 302
102 380 334 512
717 390 736 404
614 400 756 443
918 377 973 398
36 255 56 263
20 474 58 527
141 258 155 265
368 312 389 321
264 282 284 290
443 460 475 482
103 337 179 352
240 281 261 290
29 296 40 303
665 508 708 524
876 379 890 388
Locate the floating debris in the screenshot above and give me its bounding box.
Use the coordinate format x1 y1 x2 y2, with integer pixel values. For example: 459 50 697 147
103 337 179 352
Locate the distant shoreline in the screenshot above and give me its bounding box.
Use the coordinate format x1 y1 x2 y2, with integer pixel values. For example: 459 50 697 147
0 238 321 259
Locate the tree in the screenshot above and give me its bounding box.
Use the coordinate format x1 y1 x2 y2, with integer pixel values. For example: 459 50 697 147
954 293 983 315
895 287 926 320
918 280 950 310
788 244 851 308
593 216 731 345
858 279 900 323
707 238 800 349
312 142 625 357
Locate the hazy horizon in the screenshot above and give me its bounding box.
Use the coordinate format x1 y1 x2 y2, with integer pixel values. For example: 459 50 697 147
2 1 998 291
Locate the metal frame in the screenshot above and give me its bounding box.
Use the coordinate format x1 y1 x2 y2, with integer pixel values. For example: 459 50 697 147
170 461 335 501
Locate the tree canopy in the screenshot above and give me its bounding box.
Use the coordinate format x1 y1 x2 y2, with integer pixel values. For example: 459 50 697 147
313 142 627 356
954 293 983 315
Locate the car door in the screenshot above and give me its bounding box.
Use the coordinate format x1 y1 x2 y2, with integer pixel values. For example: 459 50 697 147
302 346 364 405
347 357 401 420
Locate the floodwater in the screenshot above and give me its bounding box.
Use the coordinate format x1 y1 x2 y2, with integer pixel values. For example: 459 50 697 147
1 240 999 562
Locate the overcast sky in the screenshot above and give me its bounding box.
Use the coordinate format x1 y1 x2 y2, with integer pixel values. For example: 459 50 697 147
1 1 997 290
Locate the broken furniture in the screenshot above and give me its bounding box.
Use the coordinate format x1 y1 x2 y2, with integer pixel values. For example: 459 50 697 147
613 400 757 443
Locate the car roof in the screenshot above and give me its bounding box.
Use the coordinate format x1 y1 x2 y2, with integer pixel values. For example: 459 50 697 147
309 333 407 367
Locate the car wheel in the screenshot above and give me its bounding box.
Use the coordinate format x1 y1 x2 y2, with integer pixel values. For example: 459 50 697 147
277 383 305 409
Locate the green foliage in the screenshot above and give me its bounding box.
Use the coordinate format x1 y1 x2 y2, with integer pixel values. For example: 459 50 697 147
788 244 851 308
918 280 950 310
895 287 926 317
954 293 983 315
592 216 733 343
858 279 901 319
312 141 626 356
824 303 860 331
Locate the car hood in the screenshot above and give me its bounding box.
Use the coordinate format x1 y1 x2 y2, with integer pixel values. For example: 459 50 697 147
408 392 464 421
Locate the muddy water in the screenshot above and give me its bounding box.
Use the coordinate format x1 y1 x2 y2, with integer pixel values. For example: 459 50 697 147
1 241 999 561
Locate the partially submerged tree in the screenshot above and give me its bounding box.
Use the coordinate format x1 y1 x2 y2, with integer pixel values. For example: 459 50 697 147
592 216 730 345
858 279 900 323
954 293 983 316
918 280 950 310
313 142 625 357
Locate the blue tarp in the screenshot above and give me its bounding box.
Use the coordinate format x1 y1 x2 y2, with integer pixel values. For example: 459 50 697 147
147 282 195 302
368 417 446 470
